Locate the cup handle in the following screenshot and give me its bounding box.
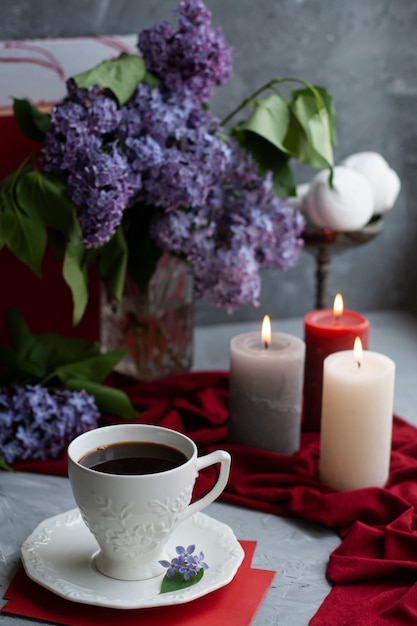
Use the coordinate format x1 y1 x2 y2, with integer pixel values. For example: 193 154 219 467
181 450 231 521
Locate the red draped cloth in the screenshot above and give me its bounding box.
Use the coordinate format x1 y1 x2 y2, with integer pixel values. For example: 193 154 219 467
12 371 417 625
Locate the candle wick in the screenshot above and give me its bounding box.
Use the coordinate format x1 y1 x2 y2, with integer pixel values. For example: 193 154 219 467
264 342 269 350
356 361 361 369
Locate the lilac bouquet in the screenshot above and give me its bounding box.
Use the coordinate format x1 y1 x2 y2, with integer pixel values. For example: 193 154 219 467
4 0 336 324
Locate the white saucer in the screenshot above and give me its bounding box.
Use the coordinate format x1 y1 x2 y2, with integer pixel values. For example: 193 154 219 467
21 508 244 609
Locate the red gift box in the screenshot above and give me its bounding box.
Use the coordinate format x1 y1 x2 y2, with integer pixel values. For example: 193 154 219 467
0 112 100 345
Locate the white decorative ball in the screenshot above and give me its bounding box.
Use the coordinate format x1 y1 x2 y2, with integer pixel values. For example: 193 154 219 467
304 166 374 232
341 151 401 215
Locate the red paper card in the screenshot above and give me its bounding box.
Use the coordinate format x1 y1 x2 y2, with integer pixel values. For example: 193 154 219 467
2 541 276 626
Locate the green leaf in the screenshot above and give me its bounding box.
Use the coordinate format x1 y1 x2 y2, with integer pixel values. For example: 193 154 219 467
142 71 160 89
22 333 99 377
231 80 336 180
0 173 47 276
279 108 311 164
288 87 335 169
13 98 50 142
6 306 33 353
16 169 90 324
16 170 81 238
62 238 89 326
160 569 204 594
238 93 292 155
0 453 14 472
53 350 127 385
235 129 296 196
0 344 44 385
71 53 146 106
313 86 337 147
65 378 138 419
96 226 128 301
270 160 297 197
0 308 44 382
3 307 105 374
0 307 137 419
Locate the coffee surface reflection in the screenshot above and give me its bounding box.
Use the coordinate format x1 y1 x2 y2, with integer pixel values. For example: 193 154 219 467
79 441 188 475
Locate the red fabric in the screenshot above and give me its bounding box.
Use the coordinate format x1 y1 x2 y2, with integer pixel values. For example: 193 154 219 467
8 370 417 624
3 541 276 626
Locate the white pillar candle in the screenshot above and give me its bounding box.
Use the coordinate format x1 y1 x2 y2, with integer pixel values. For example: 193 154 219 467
228 317 305 454
319 341 395 491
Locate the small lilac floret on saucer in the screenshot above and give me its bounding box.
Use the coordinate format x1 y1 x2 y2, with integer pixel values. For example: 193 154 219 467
159 544 209 580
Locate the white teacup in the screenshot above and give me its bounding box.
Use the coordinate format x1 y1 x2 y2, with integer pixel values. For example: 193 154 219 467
67 424 231 581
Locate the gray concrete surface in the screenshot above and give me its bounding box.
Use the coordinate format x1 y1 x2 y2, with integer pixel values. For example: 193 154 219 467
1 310 416 625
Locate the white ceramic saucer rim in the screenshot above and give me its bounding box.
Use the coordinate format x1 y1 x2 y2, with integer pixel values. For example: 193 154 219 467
20 508 244 609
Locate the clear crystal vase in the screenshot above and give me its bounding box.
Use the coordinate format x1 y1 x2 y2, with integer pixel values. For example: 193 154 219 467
100 254 194 381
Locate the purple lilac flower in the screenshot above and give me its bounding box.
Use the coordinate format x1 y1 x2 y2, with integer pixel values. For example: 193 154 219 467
42 86 122 177
152 141 305 312
0 385 100 464
138 0 233 103
42 86 135 247
122 83 230 210
42 78 230 247
67 145 133 248
159 544 208 580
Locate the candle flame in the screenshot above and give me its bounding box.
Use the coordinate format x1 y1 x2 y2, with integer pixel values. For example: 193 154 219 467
353 336 363 368
262 315 271 349
333 293 344 318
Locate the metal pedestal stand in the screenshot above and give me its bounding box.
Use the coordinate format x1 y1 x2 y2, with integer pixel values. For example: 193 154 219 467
302 216 384 309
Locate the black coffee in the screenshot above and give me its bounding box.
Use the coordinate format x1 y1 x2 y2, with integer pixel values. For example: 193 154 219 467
79 441 188 475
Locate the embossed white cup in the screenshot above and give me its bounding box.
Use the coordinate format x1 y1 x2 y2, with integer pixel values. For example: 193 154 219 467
67 424 231 581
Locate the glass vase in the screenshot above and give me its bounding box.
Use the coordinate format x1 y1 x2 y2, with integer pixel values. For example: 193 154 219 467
100 254 194 381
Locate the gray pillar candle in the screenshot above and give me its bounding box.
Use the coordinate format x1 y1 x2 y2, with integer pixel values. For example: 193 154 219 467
228 318 306 455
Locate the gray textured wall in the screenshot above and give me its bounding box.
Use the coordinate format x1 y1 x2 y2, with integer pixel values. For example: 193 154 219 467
1 0 416 324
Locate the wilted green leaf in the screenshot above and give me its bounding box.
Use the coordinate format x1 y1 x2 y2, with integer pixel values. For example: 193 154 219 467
289 87 335 169
71 53 146 106
13 98 50 142
313 86 337 147
238 93 292 155
234 129 296 196
224 78 337 189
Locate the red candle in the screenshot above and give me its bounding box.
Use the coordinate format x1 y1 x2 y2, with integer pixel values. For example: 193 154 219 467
302 294 369 432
